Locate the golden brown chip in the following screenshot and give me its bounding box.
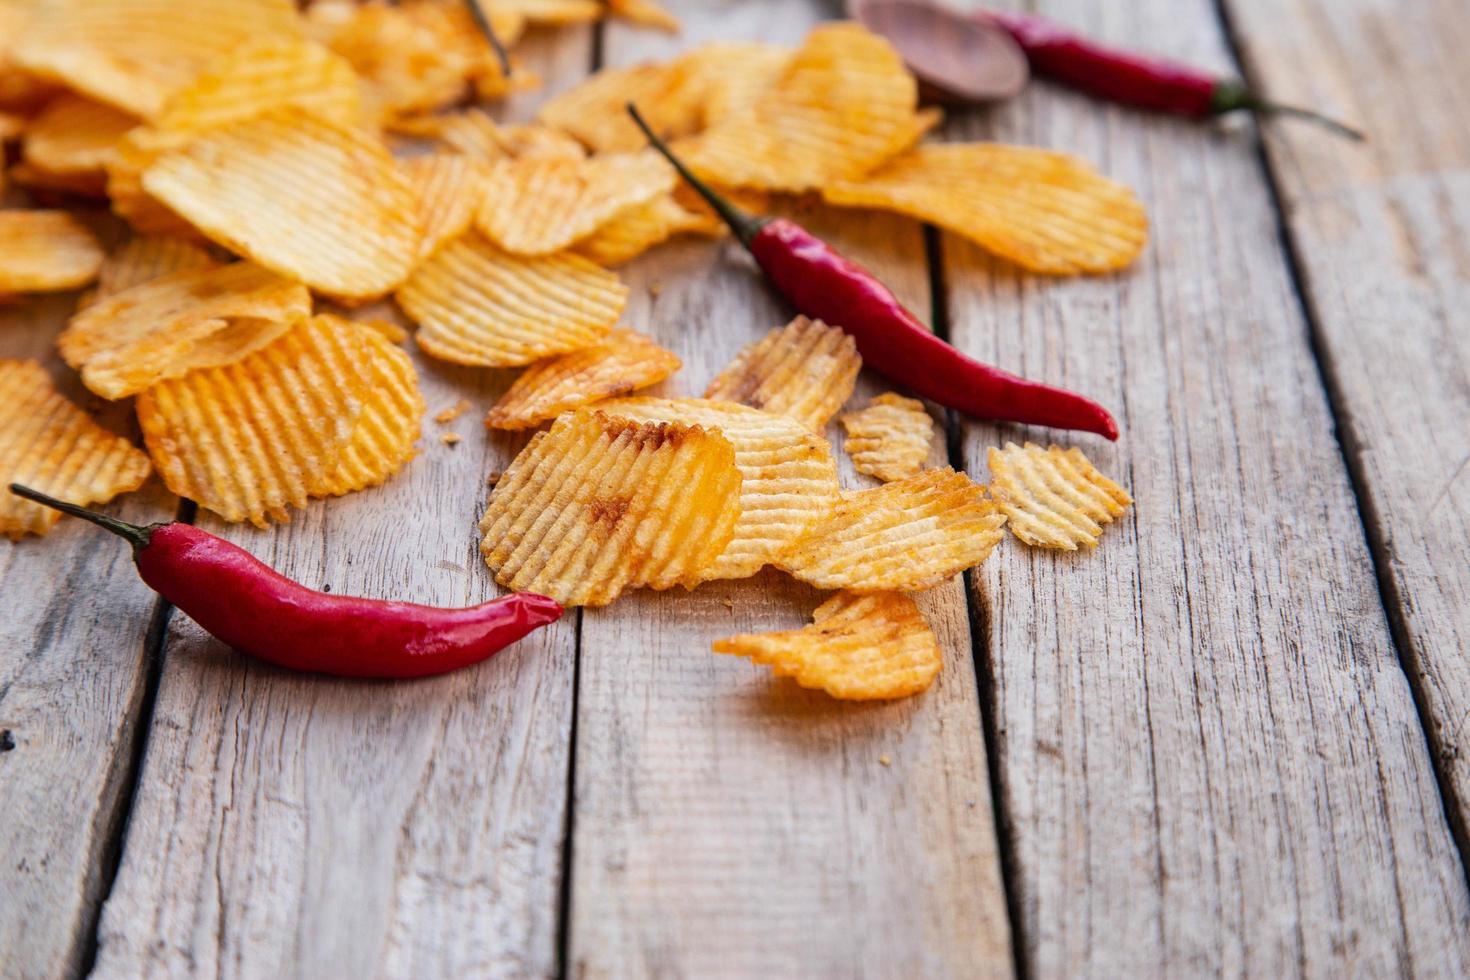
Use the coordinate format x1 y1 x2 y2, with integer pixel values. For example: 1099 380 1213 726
136 316 373 526
839 393 934 482
606 0 679 32
0 359 153 539
987 442 1132 549
392 108 586 161
0 211 103 293
485 329 680 430
714 591 941 700
88 235 218 306
478 408 742 605
142 107 424 299
703 316 860 432
403 153 487 261
22 93 138 178
476 152 674 255
538 60 704 154
824 144 1148 275
595 397 841 580
779 467 1006 592
397 232 626 367
574 193 721 266
61 262 311 400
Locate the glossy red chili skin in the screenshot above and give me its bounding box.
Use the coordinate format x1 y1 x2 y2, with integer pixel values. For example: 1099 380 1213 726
750 219 1119 440
135 523 563 678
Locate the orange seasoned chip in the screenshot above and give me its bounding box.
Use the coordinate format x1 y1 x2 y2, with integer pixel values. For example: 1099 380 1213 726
779 467 1006 592
397 232 626 367
703 316 860 432
478 408 742 605
136 316 373 526
87 235 218 306
403 153 487 261
22 94 138 178
392 108 586 161
538 60 704 154
0 211 103 293
476 151 674 255
0 359 153 539
143 107 424 299
715 591 941 700
574 193 721 266
839 392 933 482
824 143 1148 275
484 329 680 430
987 442 1132 549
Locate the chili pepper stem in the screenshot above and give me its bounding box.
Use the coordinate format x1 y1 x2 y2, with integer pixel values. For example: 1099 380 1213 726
465 0 513 78
8 483 153 550
626 103 766 249
1211 81 1364 141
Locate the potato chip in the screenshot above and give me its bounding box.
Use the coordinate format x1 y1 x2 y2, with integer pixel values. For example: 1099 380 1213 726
488 0 601 27
88 235 218 306
479 408 742 605
484 329 680 430
574 193 721 266
606 0 679 32
703 316 860 432
22 94 138 177
839 393 933 482
61 262 311 399
403 154 487 261
0 360 153 539
106 134 198 236
538 61 704 154
392 108 586 161
595 397 842 580
143 107 424 299
397 232 625 367
476 151 675 255
714 591 941 700
824 143 1148 275
679 23 921 192
136 316 373 526
684 42 792 128
0 211 103 293
987 442 1131 549
779 467 1006 592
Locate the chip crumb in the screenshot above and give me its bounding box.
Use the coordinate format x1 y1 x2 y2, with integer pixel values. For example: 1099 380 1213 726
721 598 734 611
879 754 891 767
441 432 462 446
435 398 471 424
486 470 503 487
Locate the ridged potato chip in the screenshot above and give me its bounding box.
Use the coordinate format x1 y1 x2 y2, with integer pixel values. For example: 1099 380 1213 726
479 409 742 605
484 329 680 430
685 42 792 128
106 133 197 237
397 232 625 367
392 108 586 161
0 211 103 293
714 591 941 700
606 0 678 31
0 359 153 539
143 107 423 299
596 397 841 580
538 61 704 154
136 316 373 526
987 442 1131 549
403 154 487 261
824 144 1148 275
703 316 860 432
476 152 674 255
87 235 219 306
574 193 721 266
839 393 933 482
22 94 138 178
61 262 311 400
779 467 1006 592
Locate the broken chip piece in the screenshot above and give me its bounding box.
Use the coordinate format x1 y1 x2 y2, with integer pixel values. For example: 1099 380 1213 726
484 329 681 430
839 392 934 482
987 442 1131 549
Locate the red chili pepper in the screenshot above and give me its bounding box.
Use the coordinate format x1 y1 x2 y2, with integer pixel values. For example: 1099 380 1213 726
627 105 1119 441
986 10 1363 141
10 484 562 679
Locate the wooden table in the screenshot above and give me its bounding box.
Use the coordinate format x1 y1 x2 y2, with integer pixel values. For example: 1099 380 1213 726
4 1 1470 976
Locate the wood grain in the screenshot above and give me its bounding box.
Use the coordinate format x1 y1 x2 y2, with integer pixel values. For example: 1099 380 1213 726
1223 0 1470 860
87 30 593 979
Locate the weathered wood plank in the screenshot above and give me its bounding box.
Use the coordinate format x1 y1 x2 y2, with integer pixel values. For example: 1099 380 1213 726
937 1 1470 974
87 30 594 979
565 8 1013 976
1223 0 1470 858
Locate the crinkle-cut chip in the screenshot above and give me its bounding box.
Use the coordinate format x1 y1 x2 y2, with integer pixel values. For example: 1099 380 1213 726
307 321 424 496
987 442 1131 549
357 317 409 344
12 0 302 120
106 133 197 236
488 0 601 26
403 154 487 261
824 143 1148 275
22 94 138 177
478 409 742 605
142 107 424 299
0 211 103 293
88 235 218 306
392 108 586 161
595 397 841 580
779 467 1006 592
714 591 941 700
703 316 860 432
136 316 373 526
839 393 934 482
485 330 680 430
61 262 311 399
574 193 721 266
476 152 675 255
606 0 678 32
679 23 920 192
539 61 704 154
398 232 625 367
0 359 153 539
680 42 792 128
